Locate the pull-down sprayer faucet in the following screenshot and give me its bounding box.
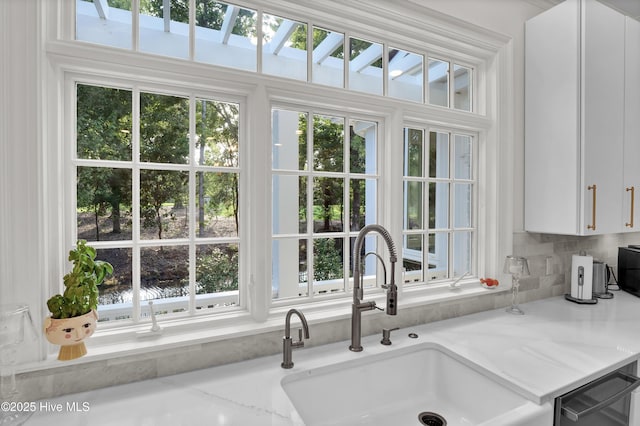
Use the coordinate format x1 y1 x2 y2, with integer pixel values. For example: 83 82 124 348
349 224 398 352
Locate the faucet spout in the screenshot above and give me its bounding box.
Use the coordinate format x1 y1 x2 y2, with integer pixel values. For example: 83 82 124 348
282 309 310 369
350 224 398 352
284 308 310 340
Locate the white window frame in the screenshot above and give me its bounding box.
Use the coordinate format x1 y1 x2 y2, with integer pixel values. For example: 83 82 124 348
270 105 383 304
31 0 514 360
68 77 247 324
402 126 478 286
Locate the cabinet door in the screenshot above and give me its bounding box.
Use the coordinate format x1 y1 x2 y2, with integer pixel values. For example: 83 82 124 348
624 17 640 232
581 0 625 234
524 0 581 234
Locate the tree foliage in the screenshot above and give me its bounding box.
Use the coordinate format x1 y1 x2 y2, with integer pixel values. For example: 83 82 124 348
76 84 132 239
196 246 239 293
313 239 342 281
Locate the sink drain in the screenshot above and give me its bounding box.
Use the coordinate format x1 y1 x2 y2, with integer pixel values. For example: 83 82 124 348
418 412 447 426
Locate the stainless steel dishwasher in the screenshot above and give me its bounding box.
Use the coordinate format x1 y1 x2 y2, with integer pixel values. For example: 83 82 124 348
554 362 640 425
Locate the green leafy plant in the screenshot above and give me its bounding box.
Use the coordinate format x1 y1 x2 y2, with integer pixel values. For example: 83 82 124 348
46 240 113 319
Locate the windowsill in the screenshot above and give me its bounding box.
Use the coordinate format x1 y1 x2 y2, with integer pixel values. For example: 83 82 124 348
18 279 506 375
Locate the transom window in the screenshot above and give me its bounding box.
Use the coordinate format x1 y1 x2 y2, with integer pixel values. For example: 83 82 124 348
75 83 241 321
75 0 473 111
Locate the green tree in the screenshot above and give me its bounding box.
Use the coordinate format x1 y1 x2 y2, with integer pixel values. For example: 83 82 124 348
310 115 344 231
313 239 342 281
139 93 189 239
76 84 132 239
141 0 256 39
196 100 240 236
77 168 112 241
196 246 239 293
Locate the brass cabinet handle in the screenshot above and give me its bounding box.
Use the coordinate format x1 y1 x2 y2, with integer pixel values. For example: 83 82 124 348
587 184 597 231
626 186 635 228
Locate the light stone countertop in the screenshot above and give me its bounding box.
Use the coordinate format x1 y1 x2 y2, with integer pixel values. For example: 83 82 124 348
20 291 640 425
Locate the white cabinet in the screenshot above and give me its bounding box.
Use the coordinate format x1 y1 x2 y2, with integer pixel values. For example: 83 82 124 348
624 17 640 231
525 0 626 235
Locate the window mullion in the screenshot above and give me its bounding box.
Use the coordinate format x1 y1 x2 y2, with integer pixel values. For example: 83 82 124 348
188 96 197 315
424 128 430 284
306 110 314 299
132 86 141 323
344 115 351 294
449 131 455 279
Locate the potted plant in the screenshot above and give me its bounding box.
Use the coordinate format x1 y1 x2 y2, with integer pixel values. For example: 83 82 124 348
43 240 113 361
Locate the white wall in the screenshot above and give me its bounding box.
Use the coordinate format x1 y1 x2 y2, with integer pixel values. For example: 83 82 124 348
0 0 45 362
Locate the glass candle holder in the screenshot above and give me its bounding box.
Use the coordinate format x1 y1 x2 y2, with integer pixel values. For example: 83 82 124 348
504 256 530 315
1 304 36 425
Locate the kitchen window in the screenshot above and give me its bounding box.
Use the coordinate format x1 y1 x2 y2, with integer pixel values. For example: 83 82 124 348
73 83 242 322
271 108 379 301
402 127 476 285
28 0 512 354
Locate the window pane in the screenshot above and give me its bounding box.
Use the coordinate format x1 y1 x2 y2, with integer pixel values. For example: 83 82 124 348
429 131 449 179
197 172 239 238
272 238 307 300
313 177 344 232
454 64 472 111
196 243 239 308
429 182 449 229
313 238 344 294
77 167 132 242
403 234 423 284
140 246 189 314
404 128 423 177
139 0 189 59
454 134 472 180
76 0 133 49
428 58 449 107
454 183 472 228
349 119 376 174
453 231 472 276
350 179 376 232
140 170 189 239
349 37 383 95
272 175 306 235
428 232 448 280
140 93 189 164
194 1 257 71
96 248 133 320
404 181 422 230
262 15 307 81
313 115 344 173
77 85 132 161
388 48 423 103
272 110 307 171
312 27 344 88
196 99 239 167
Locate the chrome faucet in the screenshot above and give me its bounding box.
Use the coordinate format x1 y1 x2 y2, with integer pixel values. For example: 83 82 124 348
281 309 310 369
350 224 398 352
